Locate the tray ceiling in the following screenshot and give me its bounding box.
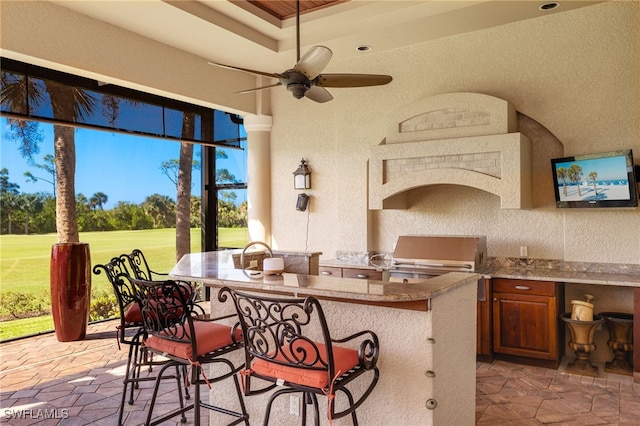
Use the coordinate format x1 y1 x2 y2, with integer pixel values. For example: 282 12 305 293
51 1 605 73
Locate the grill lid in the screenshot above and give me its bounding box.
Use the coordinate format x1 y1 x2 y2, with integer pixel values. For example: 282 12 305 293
392 235 487 272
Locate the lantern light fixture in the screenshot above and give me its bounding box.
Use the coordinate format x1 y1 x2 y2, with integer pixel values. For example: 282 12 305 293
293 158 311 190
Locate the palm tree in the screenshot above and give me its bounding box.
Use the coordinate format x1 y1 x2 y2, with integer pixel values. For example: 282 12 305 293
3 72 99 341
556 167 568 197
175 112 195 261
568 164 583 197
89 192 108 211
588 171 598 195
2 74 96 243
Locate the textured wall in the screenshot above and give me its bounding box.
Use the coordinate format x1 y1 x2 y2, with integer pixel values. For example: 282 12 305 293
269 1 640 266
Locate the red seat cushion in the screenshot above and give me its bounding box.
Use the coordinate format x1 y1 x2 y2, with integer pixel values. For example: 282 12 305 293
251 341 359 389
145 321 242 360
123 302 142 323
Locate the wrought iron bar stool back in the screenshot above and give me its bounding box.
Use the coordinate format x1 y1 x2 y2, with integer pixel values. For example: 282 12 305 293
132 278 249 426
124 248 200 301
123 249 169 281
219 287 380 426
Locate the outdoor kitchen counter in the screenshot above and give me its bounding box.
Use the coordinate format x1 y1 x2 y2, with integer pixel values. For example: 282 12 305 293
486 267 640 288
171 251 479 309
321 259 640 287
170 251 479 425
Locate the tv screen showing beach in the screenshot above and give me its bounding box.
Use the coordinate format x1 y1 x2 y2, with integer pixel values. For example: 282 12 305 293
553 154 631 203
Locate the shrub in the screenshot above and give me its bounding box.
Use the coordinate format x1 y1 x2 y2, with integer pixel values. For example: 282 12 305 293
0 291 50 319
89 289 119 321
0 289 118 322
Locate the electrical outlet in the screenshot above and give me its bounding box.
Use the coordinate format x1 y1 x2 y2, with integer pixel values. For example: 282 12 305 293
289 395 300 416
520 246 528 257
249 260 258 268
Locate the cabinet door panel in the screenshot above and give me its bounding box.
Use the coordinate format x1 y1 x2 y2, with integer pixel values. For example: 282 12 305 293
493 292 558 360
319 267 342 278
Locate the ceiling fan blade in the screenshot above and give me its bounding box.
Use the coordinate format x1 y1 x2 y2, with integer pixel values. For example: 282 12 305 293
294 46 333 80
208 61 284 80
236 82 282 94
316 73 393 88
304 86 333 103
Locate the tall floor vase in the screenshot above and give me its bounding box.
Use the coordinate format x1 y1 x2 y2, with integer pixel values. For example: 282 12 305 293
50 242 92 342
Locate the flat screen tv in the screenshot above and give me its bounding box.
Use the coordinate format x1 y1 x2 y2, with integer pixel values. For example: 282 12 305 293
551 149 638 208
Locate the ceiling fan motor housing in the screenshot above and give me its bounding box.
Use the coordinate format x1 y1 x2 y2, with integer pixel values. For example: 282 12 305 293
281 70 311 99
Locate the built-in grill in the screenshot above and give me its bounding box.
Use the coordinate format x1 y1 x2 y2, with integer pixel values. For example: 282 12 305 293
388 235 487 281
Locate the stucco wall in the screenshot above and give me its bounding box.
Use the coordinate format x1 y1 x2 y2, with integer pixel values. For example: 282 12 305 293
269 1 640 265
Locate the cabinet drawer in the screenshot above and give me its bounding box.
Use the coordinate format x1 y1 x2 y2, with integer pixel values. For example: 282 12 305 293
319 267 342 278
342 268 383 280
493 279 556 297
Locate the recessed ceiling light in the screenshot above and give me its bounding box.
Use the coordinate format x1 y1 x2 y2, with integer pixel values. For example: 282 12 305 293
539 2 560 11
356 45 372 52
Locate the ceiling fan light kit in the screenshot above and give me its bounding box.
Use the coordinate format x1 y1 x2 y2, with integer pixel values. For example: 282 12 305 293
208 0 392 103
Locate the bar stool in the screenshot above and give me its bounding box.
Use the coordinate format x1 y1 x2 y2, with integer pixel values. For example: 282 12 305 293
599 312 634 375
93 256 183 426
132 278 249 426
219 287 380 426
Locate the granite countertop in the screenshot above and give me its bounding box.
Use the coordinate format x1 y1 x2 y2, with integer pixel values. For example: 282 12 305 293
321 256 640 288
170 251 479 304
486 267 640 287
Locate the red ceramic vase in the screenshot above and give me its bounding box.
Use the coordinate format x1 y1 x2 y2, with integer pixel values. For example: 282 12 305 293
50 242 92 342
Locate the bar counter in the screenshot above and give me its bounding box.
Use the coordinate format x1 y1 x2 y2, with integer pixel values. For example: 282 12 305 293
170 251 480 425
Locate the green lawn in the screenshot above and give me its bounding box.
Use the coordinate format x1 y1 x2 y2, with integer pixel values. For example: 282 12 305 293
0 227 248 340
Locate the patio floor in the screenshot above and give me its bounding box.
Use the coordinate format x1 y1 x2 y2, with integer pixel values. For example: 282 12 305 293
1 319 640 425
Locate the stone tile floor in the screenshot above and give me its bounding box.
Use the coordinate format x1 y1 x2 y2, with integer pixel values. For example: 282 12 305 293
476 360 640 425
1 318 639 425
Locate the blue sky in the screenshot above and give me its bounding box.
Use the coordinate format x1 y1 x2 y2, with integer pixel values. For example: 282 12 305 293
554 154 629 181
1 120 246 209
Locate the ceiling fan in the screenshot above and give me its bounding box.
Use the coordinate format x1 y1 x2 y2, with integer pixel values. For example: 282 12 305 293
207 0 392 103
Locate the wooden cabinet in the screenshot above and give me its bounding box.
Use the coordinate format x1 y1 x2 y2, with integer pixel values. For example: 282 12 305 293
492 278 564 367
319 266 383 280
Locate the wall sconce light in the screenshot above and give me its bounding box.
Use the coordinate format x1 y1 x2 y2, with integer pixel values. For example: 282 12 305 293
293 158 311 190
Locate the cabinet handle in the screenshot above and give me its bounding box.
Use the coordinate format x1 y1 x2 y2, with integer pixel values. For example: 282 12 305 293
356 274 368 278
515 285 531 290
321 271 332 275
